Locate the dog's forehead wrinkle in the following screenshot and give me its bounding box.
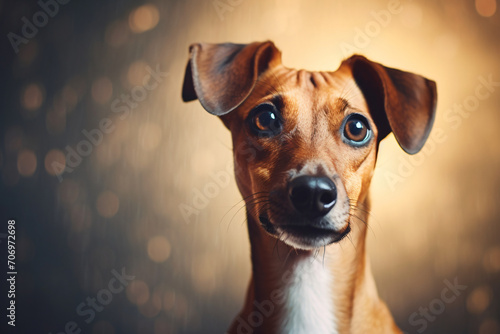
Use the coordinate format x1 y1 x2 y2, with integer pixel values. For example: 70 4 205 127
309 71 329 88
270 67 349 91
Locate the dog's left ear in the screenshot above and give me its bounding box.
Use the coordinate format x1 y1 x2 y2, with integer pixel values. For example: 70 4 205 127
345 55 437 155
182 41 282 116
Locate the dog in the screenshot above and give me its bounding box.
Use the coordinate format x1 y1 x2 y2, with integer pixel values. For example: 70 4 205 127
182 41 437 334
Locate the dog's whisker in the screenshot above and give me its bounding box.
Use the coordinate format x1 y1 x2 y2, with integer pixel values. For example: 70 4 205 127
348 212 376 238
348 204 372 216
225 204 249 231
348 201 375 219
273 233 282 259
348 213 368 225
224 195 270 230
322 245 326 267
220 192 269 224
348 234 356 251
283 246 295 268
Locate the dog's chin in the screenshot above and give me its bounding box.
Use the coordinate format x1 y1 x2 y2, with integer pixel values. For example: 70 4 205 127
259 216 351 250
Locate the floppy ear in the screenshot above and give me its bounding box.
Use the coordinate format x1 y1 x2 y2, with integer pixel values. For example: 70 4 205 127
344 55 437 155
181 41 282 116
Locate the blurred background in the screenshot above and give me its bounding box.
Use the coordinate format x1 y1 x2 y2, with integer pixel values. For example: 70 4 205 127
0 0 499 333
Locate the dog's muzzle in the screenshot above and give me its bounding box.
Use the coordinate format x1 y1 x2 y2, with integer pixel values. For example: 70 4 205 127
259 174 350 249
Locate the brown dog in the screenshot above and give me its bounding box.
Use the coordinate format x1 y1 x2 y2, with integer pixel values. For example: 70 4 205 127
182 41 436 334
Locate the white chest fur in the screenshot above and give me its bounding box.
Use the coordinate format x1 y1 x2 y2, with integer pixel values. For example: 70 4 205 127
277 258 338 334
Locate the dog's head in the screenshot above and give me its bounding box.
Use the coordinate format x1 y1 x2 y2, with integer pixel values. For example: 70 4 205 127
182 41 437 249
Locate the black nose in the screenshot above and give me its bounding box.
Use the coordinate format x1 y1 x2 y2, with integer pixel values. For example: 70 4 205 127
288 176 337 218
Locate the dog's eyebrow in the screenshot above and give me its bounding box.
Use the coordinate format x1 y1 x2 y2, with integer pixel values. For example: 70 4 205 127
337 98 349 113
270 94 285 110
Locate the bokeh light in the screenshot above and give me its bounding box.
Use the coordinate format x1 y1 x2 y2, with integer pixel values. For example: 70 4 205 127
126 280 150 306
479 318 500 334
467 286 493 314
128 4 160 33
17 149 37 177
21 83 44 111
147 236 171 263
476 0 497 17
44 149 66 176
96 191 120 218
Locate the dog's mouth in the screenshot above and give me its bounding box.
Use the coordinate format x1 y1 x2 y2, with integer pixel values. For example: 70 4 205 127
259 215 351 249
255 176 352 249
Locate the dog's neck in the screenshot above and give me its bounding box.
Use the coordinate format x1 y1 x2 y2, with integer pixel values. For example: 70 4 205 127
229 197 400 334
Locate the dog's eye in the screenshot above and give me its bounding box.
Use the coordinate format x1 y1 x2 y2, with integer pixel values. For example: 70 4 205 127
342 114 372 146
248 105 283 137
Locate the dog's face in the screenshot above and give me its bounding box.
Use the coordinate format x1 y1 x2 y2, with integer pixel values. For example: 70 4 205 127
221 67 378 248
182 41 437 250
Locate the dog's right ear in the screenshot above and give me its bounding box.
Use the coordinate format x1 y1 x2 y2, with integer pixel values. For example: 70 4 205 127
344 55 437 155
181 41 282 116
